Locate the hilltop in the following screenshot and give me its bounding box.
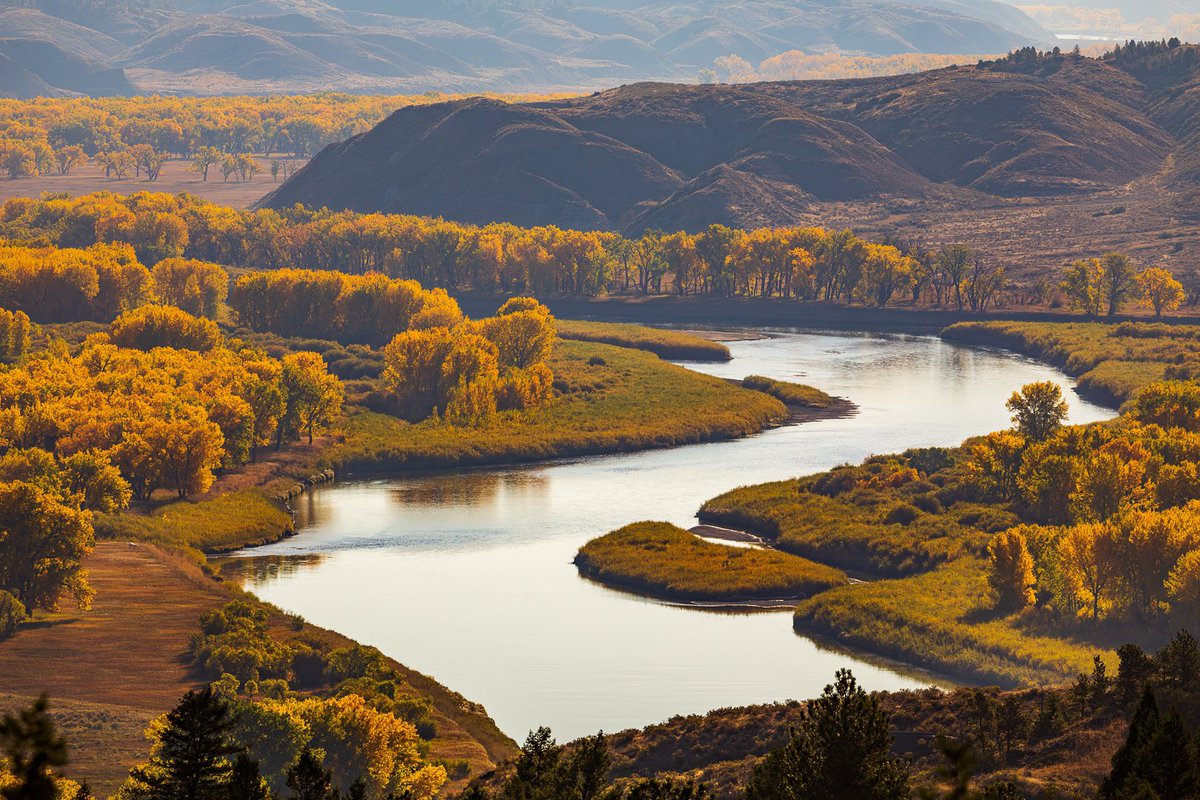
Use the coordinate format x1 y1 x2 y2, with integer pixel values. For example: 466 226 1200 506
0 0 1049 96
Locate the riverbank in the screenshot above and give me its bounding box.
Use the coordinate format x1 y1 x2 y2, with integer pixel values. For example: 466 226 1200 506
457 294 1200 336
0 543 517 796
323 339 791 475
941 320 1190 405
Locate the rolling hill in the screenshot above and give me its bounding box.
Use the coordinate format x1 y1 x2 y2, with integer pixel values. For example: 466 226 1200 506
262 47 1200 233
0 0 1052 96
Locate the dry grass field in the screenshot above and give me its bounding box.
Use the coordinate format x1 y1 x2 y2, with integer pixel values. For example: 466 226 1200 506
0 542 513 795
0 159 296 208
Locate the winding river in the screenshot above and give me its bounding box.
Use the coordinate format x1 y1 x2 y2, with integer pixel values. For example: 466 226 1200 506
226 329 1115 742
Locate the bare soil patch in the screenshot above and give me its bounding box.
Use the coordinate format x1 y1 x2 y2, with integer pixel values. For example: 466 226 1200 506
0 159 298 209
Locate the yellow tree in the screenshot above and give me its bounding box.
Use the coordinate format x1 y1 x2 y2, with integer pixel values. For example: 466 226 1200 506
966 431 1025 501
0 308 31 364
1136 267 1185 318
1061 258 1103 317
1132 380 1200 431
1058 521 1121 619
439 333 499 426
479 298 556 370
150 258 229 318
1167 549 1200 619
138 405 225 499
987 528 1036 610
0 480 94 615
280 353 344 446
381 328 454 420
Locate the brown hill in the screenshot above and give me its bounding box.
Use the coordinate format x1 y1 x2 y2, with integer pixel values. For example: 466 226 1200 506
262 83 946 230
264 51 1200 233
0 50 63 97
262 97 686 229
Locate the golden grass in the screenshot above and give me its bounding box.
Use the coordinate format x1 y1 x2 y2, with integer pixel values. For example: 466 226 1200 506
941 320 1198 404
793 558 1107 687
327 340 785 473
575 522 847 601
94 490 293 554
700 481 973 576
555 320 731 362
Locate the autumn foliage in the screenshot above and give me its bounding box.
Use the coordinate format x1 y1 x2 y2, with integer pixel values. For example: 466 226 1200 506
0 192 971 307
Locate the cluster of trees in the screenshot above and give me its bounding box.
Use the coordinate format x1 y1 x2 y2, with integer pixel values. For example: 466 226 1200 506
0 92 566 182
121 685 445 800
0 245 230 324
229 270 462 344
381 298 557 425
0 242 150 322
706 51 985 84
1060 253 1186 318
979 380 1200 622
0 304 344 500
0 94 554 163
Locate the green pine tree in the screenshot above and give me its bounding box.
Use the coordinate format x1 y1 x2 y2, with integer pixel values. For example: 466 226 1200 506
0 694 67 800
746 670 910 800
130 688 241 800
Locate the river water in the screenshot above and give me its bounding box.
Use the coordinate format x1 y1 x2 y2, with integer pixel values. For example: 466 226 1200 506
227 329 1114 741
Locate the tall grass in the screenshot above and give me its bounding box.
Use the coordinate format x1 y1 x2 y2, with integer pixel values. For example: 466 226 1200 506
94 490 293 553
700 481 975 576
793 559 1106 687
327 340 786 473
741 376 836 408
575 522 847 601
556 320 731 362
941 320 1198 404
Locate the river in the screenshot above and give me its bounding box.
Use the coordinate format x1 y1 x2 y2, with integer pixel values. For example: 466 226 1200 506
226 329 1115 741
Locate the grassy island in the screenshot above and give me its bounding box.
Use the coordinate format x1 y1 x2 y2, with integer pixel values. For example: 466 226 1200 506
574 522 848 602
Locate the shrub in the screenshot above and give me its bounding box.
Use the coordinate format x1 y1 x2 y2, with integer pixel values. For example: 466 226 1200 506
0 590 25 638
882 503 921 526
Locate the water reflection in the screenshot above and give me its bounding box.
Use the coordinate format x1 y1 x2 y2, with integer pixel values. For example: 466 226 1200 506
218 553 327 583
230 329 1116 740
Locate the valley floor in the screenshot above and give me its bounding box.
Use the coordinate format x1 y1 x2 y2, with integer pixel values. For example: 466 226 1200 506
0 160 290 209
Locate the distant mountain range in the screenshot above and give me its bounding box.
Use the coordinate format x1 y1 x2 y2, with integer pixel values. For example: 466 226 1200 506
261 45 1200 233
0 0 1052 96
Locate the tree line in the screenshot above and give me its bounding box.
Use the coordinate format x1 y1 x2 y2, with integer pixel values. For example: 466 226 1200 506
0 92 567 182
0 193 1008 308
